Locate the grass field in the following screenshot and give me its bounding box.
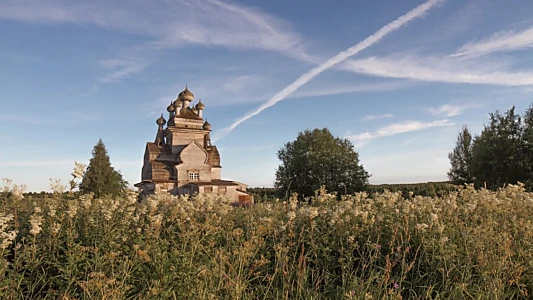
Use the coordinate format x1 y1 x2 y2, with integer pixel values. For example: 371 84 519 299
1 183 532 299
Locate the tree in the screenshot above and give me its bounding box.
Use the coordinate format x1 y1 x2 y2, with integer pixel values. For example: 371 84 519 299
275 128 370 199
521 105 533 183
80 139 128 198
469 107 525 189
447 125 473 185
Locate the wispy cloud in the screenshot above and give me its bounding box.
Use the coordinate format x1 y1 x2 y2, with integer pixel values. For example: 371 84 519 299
343 54 533 86
348 119 454 146
363 113 394 121
223 76 256 92
0 160 74 167
98 58 149 83
218 145 273 152
452 26 533 57
290 80 413 99
0 0 313 81
428 103 481 117
213 0 445 142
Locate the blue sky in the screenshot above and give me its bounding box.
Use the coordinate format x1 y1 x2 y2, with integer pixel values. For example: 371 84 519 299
2 0 533 191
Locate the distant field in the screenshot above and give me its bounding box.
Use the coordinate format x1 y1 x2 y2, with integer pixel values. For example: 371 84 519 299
1 185 532 298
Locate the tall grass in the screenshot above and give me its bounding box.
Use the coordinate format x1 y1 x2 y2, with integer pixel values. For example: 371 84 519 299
1 182 532 299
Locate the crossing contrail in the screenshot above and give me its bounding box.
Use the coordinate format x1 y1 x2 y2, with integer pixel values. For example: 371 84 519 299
213 0 444 142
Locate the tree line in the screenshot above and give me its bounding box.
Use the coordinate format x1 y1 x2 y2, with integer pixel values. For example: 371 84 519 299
448 105 533 190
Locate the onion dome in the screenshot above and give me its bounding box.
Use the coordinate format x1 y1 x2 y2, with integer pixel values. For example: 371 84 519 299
167 102 175 112
195 100 205 110
178 85 194 102
192 107 198 114
202 120 212 130
156 114 166 125
173 99 183 108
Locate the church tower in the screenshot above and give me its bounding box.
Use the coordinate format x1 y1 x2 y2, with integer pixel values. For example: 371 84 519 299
135 86 253 204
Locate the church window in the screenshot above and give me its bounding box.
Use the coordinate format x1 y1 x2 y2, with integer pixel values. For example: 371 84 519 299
188 172 200 181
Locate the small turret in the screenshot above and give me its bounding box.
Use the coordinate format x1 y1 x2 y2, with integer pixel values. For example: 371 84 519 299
155 114 166 146
202 120 211 130
195 100 205 118
178 86 194 110
173 99 182 115
167 102 175 118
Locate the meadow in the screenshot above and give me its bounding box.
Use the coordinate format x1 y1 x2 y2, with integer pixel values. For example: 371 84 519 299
1 182 532 299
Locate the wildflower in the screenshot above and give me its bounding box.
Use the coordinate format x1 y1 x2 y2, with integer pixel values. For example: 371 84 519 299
71 161 86 179
232 228 244 237
11 184 25 202
1 178 12 193
29 211 44 236
416 223 429 232
393 282 399 289
308 207 319 220
67 202 78 219
0 214 17 249
49 178 66 194
287 211 296 222
430 213 439 223
150 214 163 229
51 223 61 235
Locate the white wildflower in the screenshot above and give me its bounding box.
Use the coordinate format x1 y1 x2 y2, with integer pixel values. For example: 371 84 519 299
287 211 296 222
151 214 163 229
430 213 439 223
67 202 78 219
51 223 61 235
71 161 86 179
11 184 26 202
416 223 429 232
2 178 13 193
0 214 17 249
29 211 44 236
308 207 319 220
49 178 66 194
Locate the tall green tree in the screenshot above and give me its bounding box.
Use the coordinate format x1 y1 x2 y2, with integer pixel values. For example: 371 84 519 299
80 139 128 198
470 107 525 189
521 105 533 182
275 128 370 199
447 125 473 185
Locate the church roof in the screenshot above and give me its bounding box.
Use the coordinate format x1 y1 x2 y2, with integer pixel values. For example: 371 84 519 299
188 180 241 186
176 108 203 120
146 142 171 154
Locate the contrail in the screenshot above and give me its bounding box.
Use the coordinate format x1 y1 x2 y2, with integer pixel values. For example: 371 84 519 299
213 0 444 142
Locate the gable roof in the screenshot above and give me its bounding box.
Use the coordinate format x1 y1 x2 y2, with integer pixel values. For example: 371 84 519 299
186 180 240 186
176 108 203 120
179 140 208 164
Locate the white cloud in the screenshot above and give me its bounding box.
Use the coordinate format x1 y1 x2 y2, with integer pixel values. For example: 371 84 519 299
0 160 74 167
223 76 255 92
452 26 533 57
428 103 482 117
213 0 444 141
429 104 465 117
348 119 454 146
343 55 533 86
0 0 313 81
363 113 394 121
290 80 412 98
98 58 149 83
